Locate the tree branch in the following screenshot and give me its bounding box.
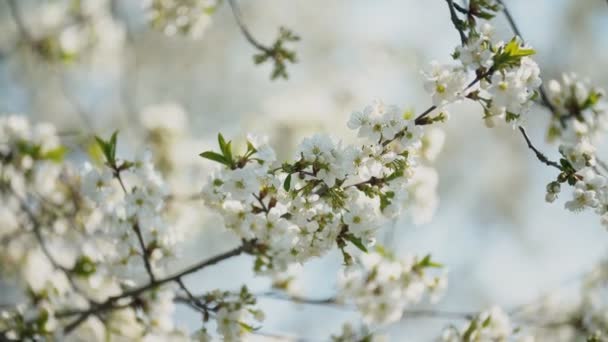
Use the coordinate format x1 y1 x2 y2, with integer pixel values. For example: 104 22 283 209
227 0 272 54
58 240 256 334
110 167 155 282
446 0 467 45
518 126 562 170
496 0 557 115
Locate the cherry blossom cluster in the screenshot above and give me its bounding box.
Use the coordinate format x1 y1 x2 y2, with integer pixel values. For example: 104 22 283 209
70 285 192 341
0 115 191 340
144 0 219 39
331 322 386 342
201 100 443 274
18 0 125 61
338 249 446 325
546 73 608 144
423 2 542 127
439 306 533 342
538 75 608 229
181 286 264 341
80 141 179 276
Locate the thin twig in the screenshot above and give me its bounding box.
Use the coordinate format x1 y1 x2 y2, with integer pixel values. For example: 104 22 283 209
496 0 522 38
413 105 439 126
412 69 492 127
452 2 469 14
227 0 272 53
518 126 562 170
59 241 254 334
111 168 155 282
4 188 99 314
496 0 556 115
446 0 467 45
253 193 269 213
176 278 209 314
133 221 156 282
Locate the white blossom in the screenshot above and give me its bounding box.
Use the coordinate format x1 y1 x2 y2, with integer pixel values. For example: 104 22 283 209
423 62 468 107
339 251 446 325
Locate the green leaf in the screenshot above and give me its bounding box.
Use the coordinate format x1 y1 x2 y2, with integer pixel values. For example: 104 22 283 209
346 234 368 253
17 141 42 158
493 37 536 70
418 254 443 268
218 133 228 154
379 191 396 211
94 136 107 153
462 319 478 342
87 139 105 166
481 315 492 328
109 131 118 162
505 111 520 122
503 38 535 57
95 131 119 165
199 151 230 166
217 133 233 166
582 90 602 110
283 173 292 192
41 146 68 162
246 141 257 154
238 322 260 333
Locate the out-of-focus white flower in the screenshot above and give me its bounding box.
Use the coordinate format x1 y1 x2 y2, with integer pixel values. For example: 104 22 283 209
339 251 446 325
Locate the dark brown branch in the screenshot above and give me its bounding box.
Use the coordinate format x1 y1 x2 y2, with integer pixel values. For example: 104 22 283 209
446 0 467 45
227 0 272 54
176 278 210 314
518 126 562 170
496 0 557 115
133 221 156 282
252 193 269 213
413 105 439 126
59 241 255 334
111 168 155 283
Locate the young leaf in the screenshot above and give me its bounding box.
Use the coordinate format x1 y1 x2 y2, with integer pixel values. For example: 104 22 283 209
41 146 68 162
481 315 492 328
418 254 443 268
95 131 119 165
87 139 105 166
462 319 478 342
283 173 292 192
238 322 260 333
218 133 228 154
109 131 118 161
246 141 257 154
217 133 233 166
199 151 230 166
503 38 535 58
346 234 368 253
